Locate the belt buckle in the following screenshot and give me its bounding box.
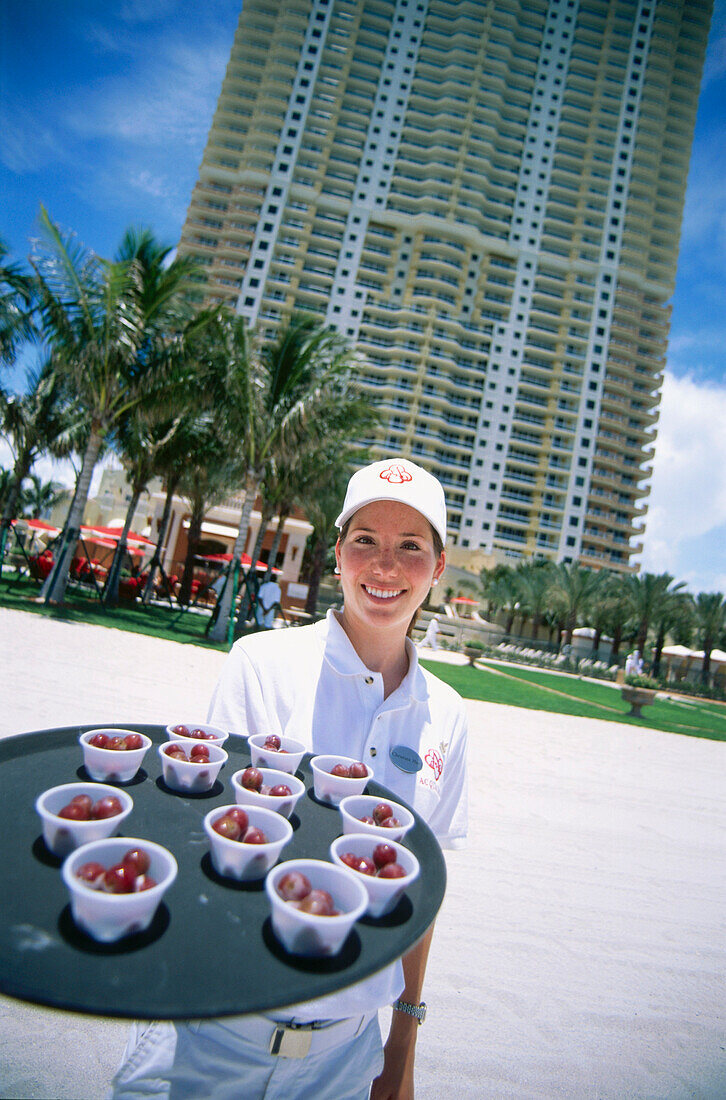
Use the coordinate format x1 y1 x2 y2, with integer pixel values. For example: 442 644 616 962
269 1024 313 1058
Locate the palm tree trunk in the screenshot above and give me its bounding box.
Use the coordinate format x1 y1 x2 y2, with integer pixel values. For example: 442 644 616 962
0 452 32 567
304 533 328 616
208 470 260 644
702 642 713 687
177 502 204 606
142 478 178 605
265 509 288 580
235 499 273 632
611 622 623 662
652 627 666 679
104 485 142 607
42 428 103 605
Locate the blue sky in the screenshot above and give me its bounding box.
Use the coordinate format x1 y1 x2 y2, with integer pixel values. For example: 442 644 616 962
1 0 725 594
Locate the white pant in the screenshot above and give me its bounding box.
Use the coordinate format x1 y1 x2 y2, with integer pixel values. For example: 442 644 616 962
109 1013 383 1100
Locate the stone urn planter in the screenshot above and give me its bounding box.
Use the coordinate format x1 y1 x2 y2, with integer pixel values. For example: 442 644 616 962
463 645 484 667
621 685 656 718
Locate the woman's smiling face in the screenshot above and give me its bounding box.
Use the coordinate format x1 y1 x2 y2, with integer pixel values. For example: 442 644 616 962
336 500 445 639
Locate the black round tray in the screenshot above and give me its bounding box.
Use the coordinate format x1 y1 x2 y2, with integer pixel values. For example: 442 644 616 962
0 724 446 1019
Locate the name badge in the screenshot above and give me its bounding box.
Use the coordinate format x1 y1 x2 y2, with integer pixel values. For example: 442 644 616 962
389 745 423 773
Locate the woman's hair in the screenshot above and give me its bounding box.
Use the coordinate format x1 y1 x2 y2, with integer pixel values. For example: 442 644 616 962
337 517 444 637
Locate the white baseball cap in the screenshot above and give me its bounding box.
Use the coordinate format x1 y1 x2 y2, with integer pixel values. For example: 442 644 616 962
335 458 447 544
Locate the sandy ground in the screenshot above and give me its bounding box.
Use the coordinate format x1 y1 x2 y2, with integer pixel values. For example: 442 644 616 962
1 607 725 1099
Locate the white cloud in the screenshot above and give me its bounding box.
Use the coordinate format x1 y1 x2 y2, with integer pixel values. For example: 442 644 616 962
637 373 726 591
64 37 228 151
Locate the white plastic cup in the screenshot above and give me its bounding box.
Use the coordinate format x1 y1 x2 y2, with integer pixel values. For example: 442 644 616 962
62 837 177 943
330 833 420 918
35 782 133 859
204 804 293 881
265 858 368 957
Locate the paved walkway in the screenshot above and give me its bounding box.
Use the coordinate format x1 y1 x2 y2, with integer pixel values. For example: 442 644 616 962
2 608 726 1099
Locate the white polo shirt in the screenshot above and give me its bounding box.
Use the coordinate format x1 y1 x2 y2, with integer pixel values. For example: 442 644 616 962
208 609 468 1020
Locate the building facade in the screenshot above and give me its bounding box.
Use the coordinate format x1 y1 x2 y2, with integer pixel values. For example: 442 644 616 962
178 0 712 571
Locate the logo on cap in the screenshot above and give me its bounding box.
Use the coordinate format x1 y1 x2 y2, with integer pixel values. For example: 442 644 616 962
379 463 413 485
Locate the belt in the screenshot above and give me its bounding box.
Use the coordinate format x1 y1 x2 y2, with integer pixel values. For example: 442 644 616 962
208 1012 374 1059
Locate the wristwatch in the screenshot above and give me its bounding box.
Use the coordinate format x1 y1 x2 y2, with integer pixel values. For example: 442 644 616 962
393 999 427 1024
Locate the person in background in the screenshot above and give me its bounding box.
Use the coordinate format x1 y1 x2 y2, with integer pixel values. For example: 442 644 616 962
625 649 643 677
111 457 468 1100
417 613 440 651
255 575 282 630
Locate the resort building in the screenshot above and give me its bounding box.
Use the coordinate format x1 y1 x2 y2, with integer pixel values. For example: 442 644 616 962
178 0 712 572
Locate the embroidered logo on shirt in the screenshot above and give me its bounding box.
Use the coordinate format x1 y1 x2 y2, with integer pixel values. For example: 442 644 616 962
379 463 413 485
425 748 443 781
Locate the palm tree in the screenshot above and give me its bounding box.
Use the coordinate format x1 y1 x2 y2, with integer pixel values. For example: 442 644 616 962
301 458 354 617
101 231 206 607
547 561 603 649
31 210 206 604
514 559 555 641
586 570 629 659
623 572 687 665
651 587 693 678
208 313 361 644
19 473 66 519
139 409 213 606
479 564 520 634
0 358 72 564
0 237 35 367
692 592 726 687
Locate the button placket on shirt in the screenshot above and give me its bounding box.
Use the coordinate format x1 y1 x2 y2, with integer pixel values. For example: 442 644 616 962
360 672 386 760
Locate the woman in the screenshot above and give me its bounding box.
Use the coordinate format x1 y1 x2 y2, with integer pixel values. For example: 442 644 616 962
111 457 468 1100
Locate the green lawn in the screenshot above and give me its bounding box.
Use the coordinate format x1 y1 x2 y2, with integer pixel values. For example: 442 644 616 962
421 658 726 743
0 576 228 650
4 577 725 742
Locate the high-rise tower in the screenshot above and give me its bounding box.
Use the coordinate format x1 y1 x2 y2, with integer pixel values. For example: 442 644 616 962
179 0 712 571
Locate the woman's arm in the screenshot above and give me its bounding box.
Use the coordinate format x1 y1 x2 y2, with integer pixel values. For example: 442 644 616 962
370 923 435 1100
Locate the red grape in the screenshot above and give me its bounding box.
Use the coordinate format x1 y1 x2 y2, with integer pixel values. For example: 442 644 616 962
242 826 267 845
373 844 397 869
378 862 406 879
212 814 241 841
381 817 401 829
106 736 126 751
277 871 311 902
103 862 137 893
226 807 249 832
123 734 144 751
189 744 210 762
190 728 214 740
164 744 187 759
263 735 281 751
88 733 109 749
171 724 190 737
268 784 292 797
137 876 157 891
356 857 377 877
297 889 336 916
348 762 368 779
330 763 350 778
241 767 263 792
339 852 360 870
359 815 376 825
91 796 123 820
71 794 93 813
123 848 151 876
58 801 91 821
373 802 394 826
76 861 106 887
